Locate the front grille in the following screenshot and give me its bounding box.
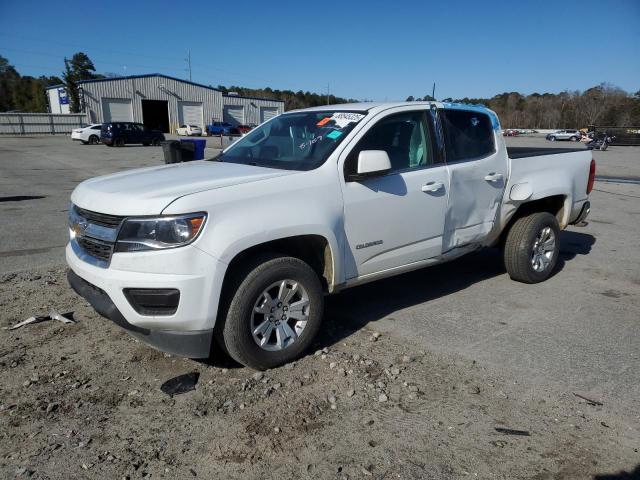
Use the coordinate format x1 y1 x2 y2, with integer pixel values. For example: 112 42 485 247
74 206 125 227
77 237 113 263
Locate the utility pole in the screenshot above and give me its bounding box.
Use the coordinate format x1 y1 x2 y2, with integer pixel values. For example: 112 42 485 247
432 82 436 101
186 50 192 82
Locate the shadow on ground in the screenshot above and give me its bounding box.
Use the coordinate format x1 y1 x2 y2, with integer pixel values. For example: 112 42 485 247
315 230 595 349
203 230 595 368
594 464 640 480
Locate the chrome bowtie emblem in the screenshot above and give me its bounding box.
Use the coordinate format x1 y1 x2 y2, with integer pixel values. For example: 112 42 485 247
72 219 89 237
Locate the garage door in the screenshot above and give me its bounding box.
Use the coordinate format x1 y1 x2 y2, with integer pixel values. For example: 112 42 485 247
223 105 244 126
102 98 133 122
260 107 279 123
178 102 204 129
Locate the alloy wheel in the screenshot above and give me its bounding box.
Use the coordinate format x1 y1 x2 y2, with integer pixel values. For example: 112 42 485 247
251 279 310 351
531 226 556 272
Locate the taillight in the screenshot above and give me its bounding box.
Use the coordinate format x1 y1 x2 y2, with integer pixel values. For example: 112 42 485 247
587 158 596 194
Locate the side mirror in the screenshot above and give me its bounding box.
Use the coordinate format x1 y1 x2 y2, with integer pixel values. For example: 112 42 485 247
348 150 391 181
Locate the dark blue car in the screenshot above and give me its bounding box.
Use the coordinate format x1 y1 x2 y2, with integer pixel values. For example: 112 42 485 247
206 121 235 136
101 122 165 146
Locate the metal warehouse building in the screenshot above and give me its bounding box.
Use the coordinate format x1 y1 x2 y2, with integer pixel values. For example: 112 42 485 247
72 74 284 133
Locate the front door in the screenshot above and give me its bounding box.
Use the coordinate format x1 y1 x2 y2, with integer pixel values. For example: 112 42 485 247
340 110 449 279
439 108 508 250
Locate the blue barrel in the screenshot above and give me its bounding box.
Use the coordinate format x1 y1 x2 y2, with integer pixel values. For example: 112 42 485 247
180 138 206 160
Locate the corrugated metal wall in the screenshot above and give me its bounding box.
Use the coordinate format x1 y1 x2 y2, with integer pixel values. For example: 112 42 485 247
0 113 85 135
80 75 284 132
81 76 224 132
221 95 285 125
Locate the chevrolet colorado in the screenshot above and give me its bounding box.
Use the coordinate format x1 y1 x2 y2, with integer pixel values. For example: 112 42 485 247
67 102 595 369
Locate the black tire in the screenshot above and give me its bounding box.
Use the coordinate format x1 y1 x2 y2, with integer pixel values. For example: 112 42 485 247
570 136 578 142
152 137 162 146
114 137 125 147
219 254 324 370
504 212 560 284
142 142 150 146
549 136 556 142
89 135 99 145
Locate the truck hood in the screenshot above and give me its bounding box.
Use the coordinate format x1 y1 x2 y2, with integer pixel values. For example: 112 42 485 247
71 160 296 215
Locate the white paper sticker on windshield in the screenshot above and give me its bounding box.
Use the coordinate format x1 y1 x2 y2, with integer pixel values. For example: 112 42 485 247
329 112 365 128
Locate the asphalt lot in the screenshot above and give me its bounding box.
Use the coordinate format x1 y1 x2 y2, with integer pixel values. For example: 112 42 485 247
0 135 223 273
1 133 639 477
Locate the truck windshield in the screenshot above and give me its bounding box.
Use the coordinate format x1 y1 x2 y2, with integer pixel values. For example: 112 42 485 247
213 110 367 171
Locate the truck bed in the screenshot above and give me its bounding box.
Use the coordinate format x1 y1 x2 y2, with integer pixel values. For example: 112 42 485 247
507 146 585 159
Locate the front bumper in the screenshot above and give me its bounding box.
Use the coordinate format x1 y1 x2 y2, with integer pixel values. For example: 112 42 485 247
67 270 213 357
66 241 227 358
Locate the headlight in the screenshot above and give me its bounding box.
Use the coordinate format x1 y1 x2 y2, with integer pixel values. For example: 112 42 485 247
114 213 206 252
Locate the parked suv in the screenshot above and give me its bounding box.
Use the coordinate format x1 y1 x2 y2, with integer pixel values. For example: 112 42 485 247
206 122 234 136
546 129 581 142
101 122 165 146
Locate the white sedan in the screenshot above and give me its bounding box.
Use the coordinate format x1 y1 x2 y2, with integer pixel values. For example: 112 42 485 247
71 124 103 144
176 125 203 136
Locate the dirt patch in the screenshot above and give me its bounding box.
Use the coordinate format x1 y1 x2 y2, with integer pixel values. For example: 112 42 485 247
1 268 637 479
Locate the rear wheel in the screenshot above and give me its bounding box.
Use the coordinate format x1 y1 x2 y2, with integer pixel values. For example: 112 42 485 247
219 254 324 370
88 135 99 145
549 136 556 141
152 137 162 146
504 212 560 283
114 137 125 147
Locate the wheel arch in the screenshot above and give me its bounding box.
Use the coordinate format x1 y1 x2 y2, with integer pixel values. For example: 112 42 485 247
499 194 567 246
221 234 337 295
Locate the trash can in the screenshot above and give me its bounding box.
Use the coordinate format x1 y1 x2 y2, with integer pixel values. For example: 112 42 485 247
161 141 182 164
180 138 206 161
178 140 195 162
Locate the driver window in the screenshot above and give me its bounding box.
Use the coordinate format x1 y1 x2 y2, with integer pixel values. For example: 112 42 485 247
345 111 432 176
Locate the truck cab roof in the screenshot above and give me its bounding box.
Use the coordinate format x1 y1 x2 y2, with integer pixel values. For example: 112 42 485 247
291 101 500 129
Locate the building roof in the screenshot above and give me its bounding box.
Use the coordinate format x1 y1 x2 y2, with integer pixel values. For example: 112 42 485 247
77 73 223 92
45 84 66 90
76 73 283 103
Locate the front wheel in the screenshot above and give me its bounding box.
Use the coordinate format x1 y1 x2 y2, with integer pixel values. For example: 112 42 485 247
504 212 560 283
152 137 162 146
570 136 578 142
549 136 556 141
219 255 324 370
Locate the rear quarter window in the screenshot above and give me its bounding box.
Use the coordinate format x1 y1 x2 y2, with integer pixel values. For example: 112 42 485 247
441 110 495 162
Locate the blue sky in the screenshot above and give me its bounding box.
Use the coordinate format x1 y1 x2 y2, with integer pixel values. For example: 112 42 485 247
1 0 638 100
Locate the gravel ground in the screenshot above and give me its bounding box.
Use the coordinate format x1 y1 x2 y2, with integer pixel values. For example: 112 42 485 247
1 268 638 480
1 135 639 479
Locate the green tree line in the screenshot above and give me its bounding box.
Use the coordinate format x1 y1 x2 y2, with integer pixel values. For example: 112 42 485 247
1 53 102 113
407 84 640 128
0 55 62 112
3 51 639 128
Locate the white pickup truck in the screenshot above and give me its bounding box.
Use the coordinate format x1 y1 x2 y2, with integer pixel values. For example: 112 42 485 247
67 102 595 369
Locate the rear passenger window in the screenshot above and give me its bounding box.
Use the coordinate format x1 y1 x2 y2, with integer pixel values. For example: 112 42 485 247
441 110 495 162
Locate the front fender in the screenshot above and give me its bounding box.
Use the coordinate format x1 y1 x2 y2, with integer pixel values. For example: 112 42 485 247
162 170 345 285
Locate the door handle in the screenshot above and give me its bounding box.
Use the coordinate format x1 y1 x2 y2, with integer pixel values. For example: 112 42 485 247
484 172 504 182
421 181 444 193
